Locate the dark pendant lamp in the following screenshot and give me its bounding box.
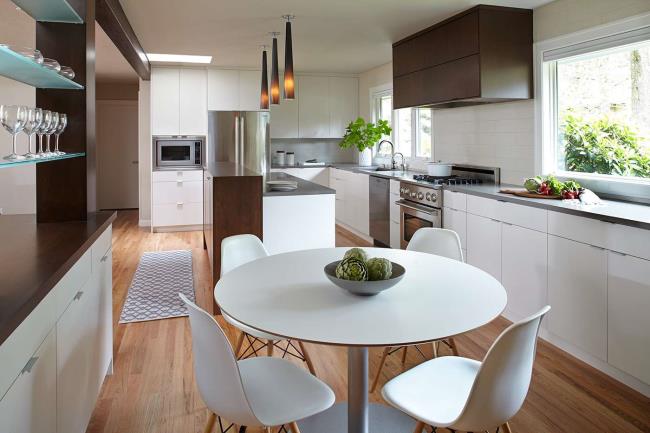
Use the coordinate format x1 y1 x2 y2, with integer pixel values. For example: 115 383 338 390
282 15 295 99
260 45 269 109
270 32 281 105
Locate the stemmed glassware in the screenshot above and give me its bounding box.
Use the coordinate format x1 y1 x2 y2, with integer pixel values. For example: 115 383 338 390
53 113 67 156
22 108 43 159
37 110 52 158
1 105 28 160
43 112 59 157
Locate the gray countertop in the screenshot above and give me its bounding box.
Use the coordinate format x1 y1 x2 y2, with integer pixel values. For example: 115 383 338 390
264 172 335 197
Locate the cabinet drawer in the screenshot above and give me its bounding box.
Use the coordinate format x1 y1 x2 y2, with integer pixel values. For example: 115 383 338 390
153 202 203 227
54 250 92 319
152 170 203 183
607 223 650 261
443 190 466 211
548 211 608 249
152 180 203 205
467 194 500 220
499 201 547 233
92 226 112 267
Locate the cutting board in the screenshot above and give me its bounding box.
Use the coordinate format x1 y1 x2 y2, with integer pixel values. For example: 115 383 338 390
500 188 562 200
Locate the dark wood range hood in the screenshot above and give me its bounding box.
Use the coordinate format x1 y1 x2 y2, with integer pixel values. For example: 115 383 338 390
392 5 533 109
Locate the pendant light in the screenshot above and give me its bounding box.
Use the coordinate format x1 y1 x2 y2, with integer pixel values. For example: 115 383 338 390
260 45 269 109
270 32 281 105
282 15 295 99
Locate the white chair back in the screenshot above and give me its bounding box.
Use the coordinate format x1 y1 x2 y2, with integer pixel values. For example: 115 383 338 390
221 234 269 277
179 293 261 427
406 228 464 262
453 306 551 431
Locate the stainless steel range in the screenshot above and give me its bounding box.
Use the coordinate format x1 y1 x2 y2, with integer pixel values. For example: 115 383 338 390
397 164 500 248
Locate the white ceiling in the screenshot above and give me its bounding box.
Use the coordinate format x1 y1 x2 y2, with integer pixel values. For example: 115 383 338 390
119 0 552 74
96 22 139 83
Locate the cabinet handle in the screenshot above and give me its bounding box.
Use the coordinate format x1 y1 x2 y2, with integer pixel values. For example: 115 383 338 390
502 222 513 226
74 291 84 301
611 250 627 257
590 245 606 251
177 180 184 184
177 202 184 206
100 254 109 262
21 356 39 374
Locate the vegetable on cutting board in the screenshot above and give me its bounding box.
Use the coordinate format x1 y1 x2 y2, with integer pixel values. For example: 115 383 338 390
523 175 582 198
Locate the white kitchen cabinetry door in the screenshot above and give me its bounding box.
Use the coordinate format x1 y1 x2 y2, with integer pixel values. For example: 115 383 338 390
501 223 547 322
92 248 113 385
329 77 358 137
443 206 467 251
239 70 263 111
270 74 299 138
151 68 180 135
466 213 501 281
207 69 239 111
298 75 330 138
179 69 208 136
608 252 650 384
547 235 608 361
0 329 56 433
346 172 369 235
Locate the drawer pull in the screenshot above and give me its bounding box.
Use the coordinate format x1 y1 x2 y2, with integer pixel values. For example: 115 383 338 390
22 356 39 374
100 254 109 262
176 202 184 206
177 180 184 185
74 291 84 301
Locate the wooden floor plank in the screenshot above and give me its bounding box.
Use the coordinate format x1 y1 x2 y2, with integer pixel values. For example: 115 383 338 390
87 210 650 433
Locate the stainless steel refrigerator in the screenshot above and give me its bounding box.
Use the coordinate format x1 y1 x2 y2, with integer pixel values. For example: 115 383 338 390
207 111 270 174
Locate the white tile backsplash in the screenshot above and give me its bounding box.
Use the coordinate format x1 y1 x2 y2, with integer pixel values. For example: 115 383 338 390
433 100 535 185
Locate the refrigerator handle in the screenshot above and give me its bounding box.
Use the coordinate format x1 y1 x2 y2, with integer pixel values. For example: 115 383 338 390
240 114 245 165
234 114 240 164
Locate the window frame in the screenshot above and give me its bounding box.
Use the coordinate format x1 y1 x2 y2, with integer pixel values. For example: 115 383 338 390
535 12 650 201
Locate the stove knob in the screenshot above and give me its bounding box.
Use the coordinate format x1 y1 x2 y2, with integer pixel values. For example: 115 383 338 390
400 187 405 194
410 192 417 198
430 194 438 202
425 192 432 201
417 192 424 200
403 188 410 195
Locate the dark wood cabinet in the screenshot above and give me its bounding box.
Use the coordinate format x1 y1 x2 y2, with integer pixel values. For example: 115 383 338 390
392 5 533 109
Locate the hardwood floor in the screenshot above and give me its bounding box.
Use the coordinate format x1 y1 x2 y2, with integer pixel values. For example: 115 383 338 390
87 210 650 433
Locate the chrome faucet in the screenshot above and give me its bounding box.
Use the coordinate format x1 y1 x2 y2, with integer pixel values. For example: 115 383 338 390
378 139 398 170
393 152 405 171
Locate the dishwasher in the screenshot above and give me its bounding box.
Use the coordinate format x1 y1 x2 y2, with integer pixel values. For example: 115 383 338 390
369 175 390 247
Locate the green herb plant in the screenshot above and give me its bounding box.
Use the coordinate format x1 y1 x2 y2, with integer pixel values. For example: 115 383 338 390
339 117 392 152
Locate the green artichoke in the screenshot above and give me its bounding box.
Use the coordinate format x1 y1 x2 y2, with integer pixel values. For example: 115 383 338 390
366 257 392 281
336 257 369 281
524 177 542 193
343 247 369 262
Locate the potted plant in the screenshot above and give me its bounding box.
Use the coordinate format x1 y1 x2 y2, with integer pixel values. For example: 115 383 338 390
339 117 392 166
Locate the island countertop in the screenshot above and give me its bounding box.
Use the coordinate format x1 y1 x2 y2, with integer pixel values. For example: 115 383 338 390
0 211 116 345
264 171 335 197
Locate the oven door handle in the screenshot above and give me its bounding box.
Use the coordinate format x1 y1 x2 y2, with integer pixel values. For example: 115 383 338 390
395 199 437 216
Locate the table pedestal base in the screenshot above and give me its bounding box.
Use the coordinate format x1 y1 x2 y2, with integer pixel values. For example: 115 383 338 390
297 403 416 433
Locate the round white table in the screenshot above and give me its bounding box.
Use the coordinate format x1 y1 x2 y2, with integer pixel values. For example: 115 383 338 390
215 248 507 433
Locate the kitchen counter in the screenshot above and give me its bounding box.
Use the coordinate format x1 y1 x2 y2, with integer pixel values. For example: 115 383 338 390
264 172 335 197
0 211 117 345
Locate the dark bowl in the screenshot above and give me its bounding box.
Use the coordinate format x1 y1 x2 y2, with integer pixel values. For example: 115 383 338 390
323 260 406 296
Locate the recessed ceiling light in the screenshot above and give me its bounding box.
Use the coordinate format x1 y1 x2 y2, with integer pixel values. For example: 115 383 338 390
147 53 212 64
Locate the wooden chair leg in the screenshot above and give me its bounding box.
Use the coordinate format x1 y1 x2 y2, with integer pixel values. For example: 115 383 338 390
267 340 274 356
371 347 391 393
412 421 425 433
298 341 317 375
401 346 408 364
448 337 459 356
289 421 301 433
432 341 438 358
234 332 245 358
501 422 513 433
203 412 217 433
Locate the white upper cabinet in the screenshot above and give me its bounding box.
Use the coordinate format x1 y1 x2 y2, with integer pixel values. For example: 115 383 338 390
270 73 299 138
239 70 263 111
179 68 208 135
207 69 239 111
151 68 180 135
329 76 358 137
298 75 330 138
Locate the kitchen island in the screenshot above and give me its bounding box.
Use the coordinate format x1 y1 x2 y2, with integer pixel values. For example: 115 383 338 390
263 172 336 254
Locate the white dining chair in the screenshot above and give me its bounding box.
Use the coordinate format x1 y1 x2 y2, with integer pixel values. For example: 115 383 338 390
180 293 335 433
220 234 316 375
382 306 551 433
371 228 463 392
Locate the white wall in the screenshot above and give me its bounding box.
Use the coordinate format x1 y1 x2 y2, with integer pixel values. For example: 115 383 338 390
358 62 392 121
138 78 151 226
0 0 36 215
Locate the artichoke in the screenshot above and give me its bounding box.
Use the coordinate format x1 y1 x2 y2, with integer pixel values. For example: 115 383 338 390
366 257 392 281
524 177 542 193
335 257 369 281
343 247 369 262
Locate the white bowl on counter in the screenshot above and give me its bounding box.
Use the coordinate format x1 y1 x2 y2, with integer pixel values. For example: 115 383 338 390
427 161 453 176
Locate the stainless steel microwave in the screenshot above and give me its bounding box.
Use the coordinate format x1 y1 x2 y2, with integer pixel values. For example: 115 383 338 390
153 136 204 169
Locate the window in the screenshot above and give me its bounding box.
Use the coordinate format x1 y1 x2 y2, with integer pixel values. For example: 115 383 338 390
539 20 650 193
371 87 433 159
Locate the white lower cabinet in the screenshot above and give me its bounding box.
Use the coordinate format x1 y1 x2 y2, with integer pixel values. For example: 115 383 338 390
152 170 204 229
607 252 650 384
443 206 467 250
547 235 608 361
466 213 501 281
501 223 547 321
330 169 369 237
0 329 56 433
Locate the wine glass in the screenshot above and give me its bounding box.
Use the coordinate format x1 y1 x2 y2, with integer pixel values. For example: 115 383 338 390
37 110 52 158
53 113 67 156
44 112 59 157
23 108 43 159
1 105 28 160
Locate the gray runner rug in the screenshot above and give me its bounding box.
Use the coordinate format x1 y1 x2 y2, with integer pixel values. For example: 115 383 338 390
119 250 195 323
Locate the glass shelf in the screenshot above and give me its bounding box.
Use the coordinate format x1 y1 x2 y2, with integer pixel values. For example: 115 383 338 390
0 152 85 169
0 45 84 89
11 0 83 23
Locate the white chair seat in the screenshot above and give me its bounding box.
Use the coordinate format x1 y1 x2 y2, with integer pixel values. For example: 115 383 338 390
223 312 282 341
239 357 335 426
382 356 480 427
